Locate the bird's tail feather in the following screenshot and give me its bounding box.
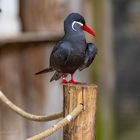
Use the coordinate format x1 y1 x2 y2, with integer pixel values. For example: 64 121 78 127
35 67 54 75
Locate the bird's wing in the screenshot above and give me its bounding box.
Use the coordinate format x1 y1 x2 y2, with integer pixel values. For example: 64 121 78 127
50 41 72 67
79 43 97 71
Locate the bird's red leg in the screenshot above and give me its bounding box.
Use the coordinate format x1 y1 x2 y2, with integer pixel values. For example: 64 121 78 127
69 73 81 84
61 73 68 84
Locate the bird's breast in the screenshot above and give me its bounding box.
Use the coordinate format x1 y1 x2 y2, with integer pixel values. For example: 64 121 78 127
51 40 86 73
64 50 85 68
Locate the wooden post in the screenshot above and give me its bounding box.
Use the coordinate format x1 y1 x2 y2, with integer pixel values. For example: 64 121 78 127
63 84 97 140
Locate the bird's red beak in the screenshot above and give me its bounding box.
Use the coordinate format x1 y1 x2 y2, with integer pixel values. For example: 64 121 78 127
81 25 96 38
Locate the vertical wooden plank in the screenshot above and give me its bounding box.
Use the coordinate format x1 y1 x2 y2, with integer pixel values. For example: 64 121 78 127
20 0 68 32
0 47 26 140
20 1 69 139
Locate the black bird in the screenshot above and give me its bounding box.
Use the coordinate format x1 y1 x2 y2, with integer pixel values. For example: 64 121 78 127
49 43 97 82
35 13 97 84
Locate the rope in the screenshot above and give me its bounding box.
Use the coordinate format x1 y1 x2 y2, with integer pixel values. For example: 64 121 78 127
0 91 63 122
27 104 83 140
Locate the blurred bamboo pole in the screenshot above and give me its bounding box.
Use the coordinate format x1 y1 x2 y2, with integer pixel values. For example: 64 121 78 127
93 0 116 140
63 84 97 140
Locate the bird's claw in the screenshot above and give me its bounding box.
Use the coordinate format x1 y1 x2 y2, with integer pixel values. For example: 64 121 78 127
68 80 81 84
61 79 68 84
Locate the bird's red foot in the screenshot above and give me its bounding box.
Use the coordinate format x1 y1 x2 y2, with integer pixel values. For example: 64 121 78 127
60 73 68 84
69 79 81 84
68 73 81 84
61 79 68 84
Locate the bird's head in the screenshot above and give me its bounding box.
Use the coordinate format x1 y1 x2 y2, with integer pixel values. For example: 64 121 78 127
64 13 96 38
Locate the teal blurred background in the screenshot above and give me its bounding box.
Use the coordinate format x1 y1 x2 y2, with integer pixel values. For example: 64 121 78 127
93 0 140 140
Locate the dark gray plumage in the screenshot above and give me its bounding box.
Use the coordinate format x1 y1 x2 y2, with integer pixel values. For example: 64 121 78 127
50 43 97 82
35 13 97 84
79 43 97 71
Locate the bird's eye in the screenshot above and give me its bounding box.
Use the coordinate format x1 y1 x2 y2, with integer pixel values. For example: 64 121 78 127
72 21 83 31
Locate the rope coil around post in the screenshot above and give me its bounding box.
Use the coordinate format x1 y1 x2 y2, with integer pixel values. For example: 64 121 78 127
27 104 83 140
0 91 62 122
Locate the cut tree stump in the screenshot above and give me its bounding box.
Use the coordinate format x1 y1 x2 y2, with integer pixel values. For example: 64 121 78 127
63 83 98 140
